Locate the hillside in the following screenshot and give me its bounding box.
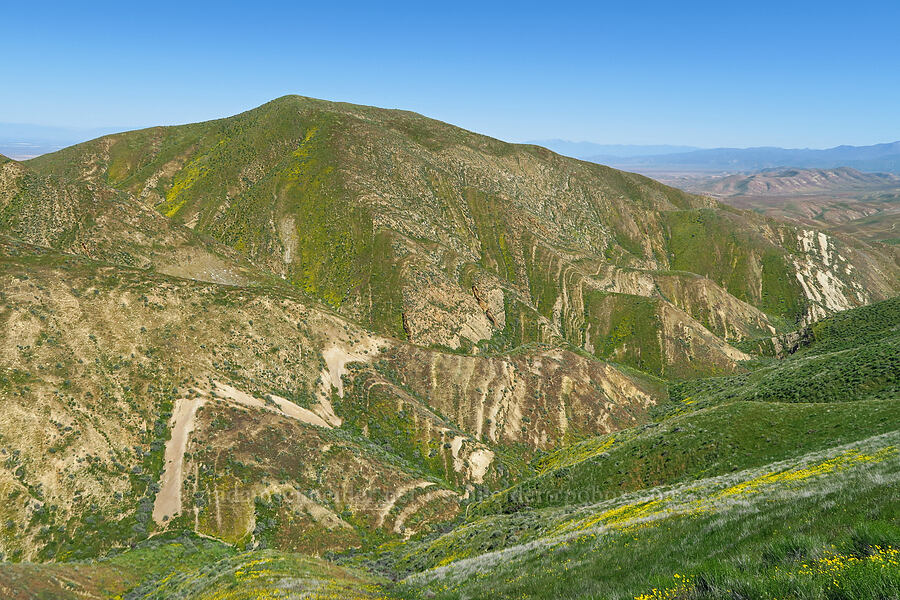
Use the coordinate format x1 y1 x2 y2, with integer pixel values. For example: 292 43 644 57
0 154 267 286
2 296 896 599
0 97 898 598
390 429 900 599
369 298 900 599
23 96 900 375
0 237 664 561
470 296 900 516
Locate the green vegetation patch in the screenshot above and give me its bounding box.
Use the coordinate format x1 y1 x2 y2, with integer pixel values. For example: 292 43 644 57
474 399 900 514
397 445 900 600
672 331 899 405
664 209 806 322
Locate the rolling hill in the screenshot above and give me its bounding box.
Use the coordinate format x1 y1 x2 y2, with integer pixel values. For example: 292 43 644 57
692 167 900 197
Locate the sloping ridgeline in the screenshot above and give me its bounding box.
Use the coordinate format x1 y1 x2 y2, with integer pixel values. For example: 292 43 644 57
25 96 900 377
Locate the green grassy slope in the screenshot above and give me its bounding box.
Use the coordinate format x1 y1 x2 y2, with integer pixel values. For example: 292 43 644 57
0 532 393 600
395 432 900 600
739 294 900 357
674 297 900 407
802 294 900 354
468 298 899 515
472 399 900 514
5 430 899 599
663 207 807 322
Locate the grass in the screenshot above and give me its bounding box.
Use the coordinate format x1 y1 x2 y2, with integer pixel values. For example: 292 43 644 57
670 331 898 407
4 431 898 598
472 399 900 515
129 546 392 600
0 533 233 599
0 532 395 600
737 295 900 358
390 432 900 599
804 295 900 354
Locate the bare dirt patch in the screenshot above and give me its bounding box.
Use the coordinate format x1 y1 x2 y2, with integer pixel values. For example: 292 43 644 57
153 397 205 524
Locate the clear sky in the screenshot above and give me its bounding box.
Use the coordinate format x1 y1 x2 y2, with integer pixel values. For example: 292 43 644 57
3 0 898 148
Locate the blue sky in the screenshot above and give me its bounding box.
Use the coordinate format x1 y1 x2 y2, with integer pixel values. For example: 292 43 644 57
2 0 898 148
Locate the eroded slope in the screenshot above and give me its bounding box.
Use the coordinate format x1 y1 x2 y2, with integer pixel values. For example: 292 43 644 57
0 238 659 560
25 96 899 376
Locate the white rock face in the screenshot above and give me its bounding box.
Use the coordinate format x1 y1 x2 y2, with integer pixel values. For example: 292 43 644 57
793 230 869 324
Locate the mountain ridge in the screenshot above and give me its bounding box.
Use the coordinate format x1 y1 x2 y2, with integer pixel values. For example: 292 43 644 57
21 96 898 361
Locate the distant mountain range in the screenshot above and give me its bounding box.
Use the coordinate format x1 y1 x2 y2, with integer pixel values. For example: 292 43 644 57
525 140 701 159
530 139 900 174
596 142 900 174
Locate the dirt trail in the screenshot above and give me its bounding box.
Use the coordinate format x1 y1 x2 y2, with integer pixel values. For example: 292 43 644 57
153 381 334 527
212 381 332 428
153 397 205 524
